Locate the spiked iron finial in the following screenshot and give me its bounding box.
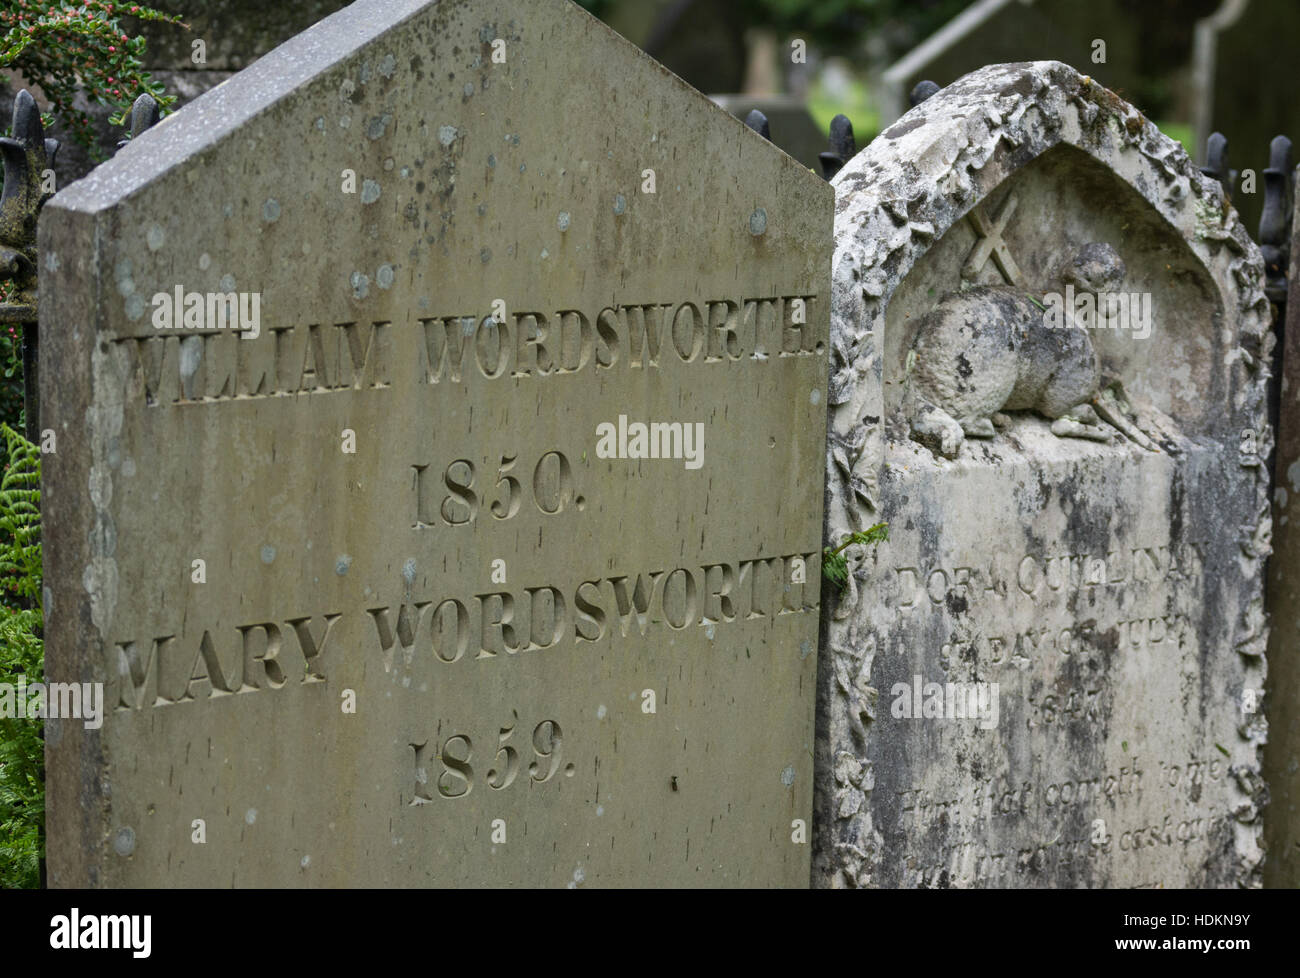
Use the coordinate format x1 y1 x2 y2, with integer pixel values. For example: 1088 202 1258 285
1260 135 1293 306
744 109 771 141
1200 132 1238 196
116 93 162 152
910 80 940 107
819 114 857 181
0 90 58 319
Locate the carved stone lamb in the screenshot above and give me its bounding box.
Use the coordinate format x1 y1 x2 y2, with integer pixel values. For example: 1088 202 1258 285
904 242 1124 458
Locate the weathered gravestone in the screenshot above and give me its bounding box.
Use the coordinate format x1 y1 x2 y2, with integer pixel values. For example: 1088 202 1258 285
1262 162 1300 889
40 0 831 887
815 61 1272 888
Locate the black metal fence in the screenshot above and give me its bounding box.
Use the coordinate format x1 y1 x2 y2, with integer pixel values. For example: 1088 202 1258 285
0 91 159 443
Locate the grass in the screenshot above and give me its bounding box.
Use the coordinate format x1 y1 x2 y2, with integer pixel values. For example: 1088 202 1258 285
807 75 879 144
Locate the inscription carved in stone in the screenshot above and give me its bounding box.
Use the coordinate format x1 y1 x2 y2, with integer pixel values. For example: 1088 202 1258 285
40 0 832 887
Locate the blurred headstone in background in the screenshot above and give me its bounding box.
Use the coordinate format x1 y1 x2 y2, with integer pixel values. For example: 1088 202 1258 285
601 0 748 94
879 0 1217 131
1204 0 1300 238
711 95 825 170
1264 160 1300 892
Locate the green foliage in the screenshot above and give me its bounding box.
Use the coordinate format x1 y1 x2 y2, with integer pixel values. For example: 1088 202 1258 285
0 425 41 606
0 606 43 888
0 424 42 889
1 1 184 157
807 74 879 143
0 325 23 435
822 522 888 590
1154 120 1194 158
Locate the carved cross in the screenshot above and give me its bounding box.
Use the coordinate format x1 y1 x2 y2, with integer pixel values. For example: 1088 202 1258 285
961 193 1025 288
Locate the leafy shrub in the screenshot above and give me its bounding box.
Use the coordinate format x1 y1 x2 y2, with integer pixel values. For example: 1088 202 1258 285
0 325 22 434
1 1 182 156
823 523 889 590
0 2 184 888
0 424 42 889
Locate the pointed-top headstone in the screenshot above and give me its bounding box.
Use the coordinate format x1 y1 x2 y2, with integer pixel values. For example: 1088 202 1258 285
40 0 831 888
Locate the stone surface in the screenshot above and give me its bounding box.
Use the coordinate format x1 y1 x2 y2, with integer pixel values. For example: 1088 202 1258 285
816 61 1271 888
1263 162 1300 889
40 0 831 887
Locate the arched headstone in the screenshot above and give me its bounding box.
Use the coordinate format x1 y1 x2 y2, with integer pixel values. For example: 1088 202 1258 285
817 61 1271 888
